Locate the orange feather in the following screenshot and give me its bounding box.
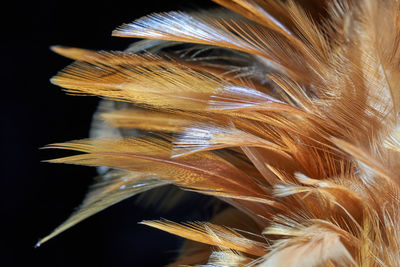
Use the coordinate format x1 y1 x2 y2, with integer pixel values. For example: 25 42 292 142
41 0 400 266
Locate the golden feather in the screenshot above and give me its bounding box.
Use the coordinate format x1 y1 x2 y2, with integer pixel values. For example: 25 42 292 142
41 0 400 266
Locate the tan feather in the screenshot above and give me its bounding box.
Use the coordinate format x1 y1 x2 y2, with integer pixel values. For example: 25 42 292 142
43 0 400 266
101 109 194 133
44 138 270 200
140 220 267 257
36 170 167 247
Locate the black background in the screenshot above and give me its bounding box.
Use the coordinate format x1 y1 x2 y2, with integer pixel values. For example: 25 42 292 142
3 1 218 266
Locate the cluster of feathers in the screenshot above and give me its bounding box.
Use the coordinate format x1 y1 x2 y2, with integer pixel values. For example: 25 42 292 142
39 0 400 266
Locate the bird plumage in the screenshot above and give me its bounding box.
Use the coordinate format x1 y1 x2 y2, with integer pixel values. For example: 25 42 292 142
40 0 400 266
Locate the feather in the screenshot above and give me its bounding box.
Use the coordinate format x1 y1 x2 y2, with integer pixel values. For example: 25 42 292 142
173 124 289 157
101 109 194 133
168 207 262 265
50 53 217 110
113 11 276 58
36 170 167 247
261 223 357 267
44 138 270 200
140 219 267 256
207 249 252 266
211 0 295 38
43 0 400 266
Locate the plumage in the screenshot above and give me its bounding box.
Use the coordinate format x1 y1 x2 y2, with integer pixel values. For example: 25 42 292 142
41 0 400 266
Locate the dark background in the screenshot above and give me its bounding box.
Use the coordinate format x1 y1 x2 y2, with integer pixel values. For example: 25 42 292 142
3 1 217 266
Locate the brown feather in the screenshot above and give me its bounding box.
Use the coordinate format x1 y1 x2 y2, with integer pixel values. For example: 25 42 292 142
43 0 400 266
